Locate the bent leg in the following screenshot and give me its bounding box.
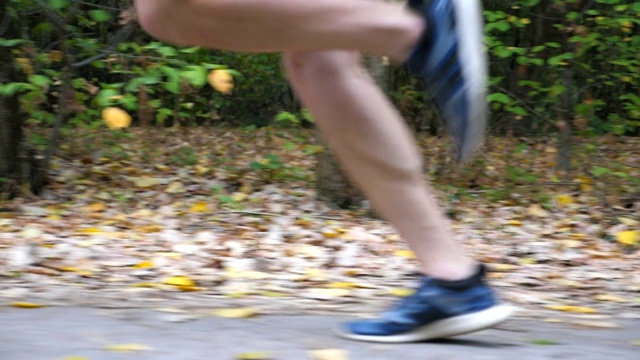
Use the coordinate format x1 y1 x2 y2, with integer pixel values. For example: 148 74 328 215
282 51 475 280
134 0 423 62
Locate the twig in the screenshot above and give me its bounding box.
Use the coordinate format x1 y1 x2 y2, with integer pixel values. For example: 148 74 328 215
466 182 582 194
72 24 135 68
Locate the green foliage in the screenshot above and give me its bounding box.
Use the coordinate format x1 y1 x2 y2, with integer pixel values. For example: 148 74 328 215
484 0 640 136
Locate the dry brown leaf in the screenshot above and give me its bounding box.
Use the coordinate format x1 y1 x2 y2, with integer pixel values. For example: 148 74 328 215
129 176 165 188
619 217 639 226
308 349 349 360
165 181 186 194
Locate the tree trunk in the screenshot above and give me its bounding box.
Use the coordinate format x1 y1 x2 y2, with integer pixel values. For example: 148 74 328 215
0 1 43 199
0 2 23 199
314 55 388 209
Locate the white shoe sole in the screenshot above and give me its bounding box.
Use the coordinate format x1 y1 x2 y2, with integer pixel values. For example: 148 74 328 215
335 304 517 343
452 0 489 162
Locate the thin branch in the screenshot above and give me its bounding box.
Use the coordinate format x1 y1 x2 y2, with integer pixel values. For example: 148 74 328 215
72 1 127 11
493 85 551 123
71 24 135 68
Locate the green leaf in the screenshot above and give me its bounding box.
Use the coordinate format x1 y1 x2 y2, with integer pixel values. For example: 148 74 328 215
0 83 34 96
548 53 574 66
0 38 25 47
181 66 207 88
48 0 69 10
160 66 181 94
488 93 512 104
591 167 611 178
157 46 178 57
95 89 119 107
89 10 112 23
29 75 51 87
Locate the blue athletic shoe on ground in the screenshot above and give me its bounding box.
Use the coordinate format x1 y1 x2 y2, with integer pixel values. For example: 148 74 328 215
336 265 515 343
405 0 489 163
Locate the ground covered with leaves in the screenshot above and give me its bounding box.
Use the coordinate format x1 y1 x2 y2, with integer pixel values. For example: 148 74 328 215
1 128 639 329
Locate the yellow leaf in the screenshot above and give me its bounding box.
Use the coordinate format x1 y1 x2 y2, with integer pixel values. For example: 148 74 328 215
327 282 359 289
102 107 132 130
132 282 160 288
235 352 273 360
308 349 350 360
557 194 574 206
84 202 106 212
162 276 195 287
208 69 234 94
507 220 522 226
10 302 46 309
388 288 415 297
320 228 340 239
544 305 597 313
136 225 164 233
190 202 211 213
77 228 102 234
520 18 531 25
104 344 152 352
520 258 537 265
260 291 287 298
632 340 640 346
134 260 153 269
616 230 639 246
394 250 417 259
211 308 259 319
491 263 516 272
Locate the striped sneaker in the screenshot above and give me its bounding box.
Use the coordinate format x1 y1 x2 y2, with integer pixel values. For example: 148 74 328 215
336 264 515 343
405 0 489 162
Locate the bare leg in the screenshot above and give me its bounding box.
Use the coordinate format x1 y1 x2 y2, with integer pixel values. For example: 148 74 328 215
282 51 475 280
134 0 423 62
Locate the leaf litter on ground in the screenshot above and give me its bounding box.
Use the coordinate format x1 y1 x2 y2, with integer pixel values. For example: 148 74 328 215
0 128 639 324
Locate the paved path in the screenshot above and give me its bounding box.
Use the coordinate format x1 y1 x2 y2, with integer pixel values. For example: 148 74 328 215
1 307 639 359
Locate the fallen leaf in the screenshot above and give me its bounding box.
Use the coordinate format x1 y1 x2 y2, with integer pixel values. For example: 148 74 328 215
527 204 549 217
544 305 597 314
231 192 248 202
129 176 166 188
616 230 639 246
394 250 416 259
235 352 273 360
104 344 152 352
388 288 415 297
211 308 259 319
308 349 349 360
165 181 186 194
10 302 46 309
134 260 154 269
619 217 639 226
571 320 619 329
189 202 211 213
84 202 106 212
632 340 640 346
62 357 90 360
557 194 574 206
162 276 195 287
594 294 627 302
507 219 523 226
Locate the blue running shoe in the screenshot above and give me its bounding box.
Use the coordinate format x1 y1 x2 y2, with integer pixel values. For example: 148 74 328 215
405 0 489 163
336 265 515 343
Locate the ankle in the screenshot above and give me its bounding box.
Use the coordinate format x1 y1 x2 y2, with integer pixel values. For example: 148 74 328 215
423 261 480 282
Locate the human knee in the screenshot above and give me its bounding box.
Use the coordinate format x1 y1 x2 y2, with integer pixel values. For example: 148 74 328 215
282 51 361 81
